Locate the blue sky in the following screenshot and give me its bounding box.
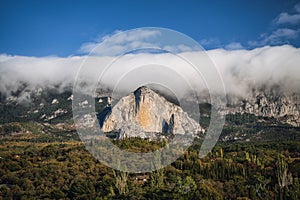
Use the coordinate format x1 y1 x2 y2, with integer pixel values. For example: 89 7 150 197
1 0 300 56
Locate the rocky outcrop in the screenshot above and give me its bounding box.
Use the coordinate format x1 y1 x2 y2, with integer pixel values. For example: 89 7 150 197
101 86 203 139
227 88 300 126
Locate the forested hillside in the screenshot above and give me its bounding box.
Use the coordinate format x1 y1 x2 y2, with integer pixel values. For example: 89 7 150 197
0 128 299 199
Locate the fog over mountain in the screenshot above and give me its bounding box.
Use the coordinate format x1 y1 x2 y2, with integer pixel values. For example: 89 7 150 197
0 45 299 100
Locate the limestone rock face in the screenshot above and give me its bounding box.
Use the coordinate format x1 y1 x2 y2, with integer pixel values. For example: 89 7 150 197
227 88 300 127
101 86 203 139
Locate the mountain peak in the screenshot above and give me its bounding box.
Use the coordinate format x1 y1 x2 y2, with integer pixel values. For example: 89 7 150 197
101 87 203 140
135 86 150 92
133 86 154 98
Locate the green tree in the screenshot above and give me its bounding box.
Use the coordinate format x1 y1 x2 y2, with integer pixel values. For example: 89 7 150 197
173 176 197 199
68 178 96 199
276 156 293 190
150 151 165 189
113 169 129 195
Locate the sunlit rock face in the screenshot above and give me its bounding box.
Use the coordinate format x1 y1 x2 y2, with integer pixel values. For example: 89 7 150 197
101 86 203 139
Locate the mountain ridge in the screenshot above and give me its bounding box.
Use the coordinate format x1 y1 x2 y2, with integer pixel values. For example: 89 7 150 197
1 85 299 128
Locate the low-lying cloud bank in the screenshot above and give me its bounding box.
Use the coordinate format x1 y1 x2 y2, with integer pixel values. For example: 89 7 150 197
0 45 299 99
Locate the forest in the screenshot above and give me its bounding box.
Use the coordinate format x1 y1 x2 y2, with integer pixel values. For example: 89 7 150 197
0 126 300 199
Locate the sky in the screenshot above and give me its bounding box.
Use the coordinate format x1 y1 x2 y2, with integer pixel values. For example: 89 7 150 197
1 0 300 56
1 0 300 99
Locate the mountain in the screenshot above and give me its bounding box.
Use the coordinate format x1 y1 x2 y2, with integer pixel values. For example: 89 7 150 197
1 84 299 142
100 86 204 140
0 86 110 124
226 87 300 127
0 86 73 123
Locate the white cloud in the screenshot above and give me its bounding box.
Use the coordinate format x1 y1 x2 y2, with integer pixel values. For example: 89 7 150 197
79 29 201 56
199 38 220 48
0 55 84 95
79 29 162 56
224 42 244 50
207 45 300 95
268 28 299 40
274 3 300 25
275 12 300 25
163 44 199 52
250 3 300 48
1 45 300 99
249 28 300 47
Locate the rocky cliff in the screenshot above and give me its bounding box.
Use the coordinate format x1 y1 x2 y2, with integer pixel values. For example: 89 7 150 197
101 86 203 139
227 88 300 126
